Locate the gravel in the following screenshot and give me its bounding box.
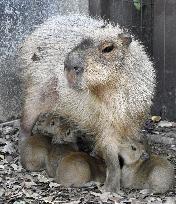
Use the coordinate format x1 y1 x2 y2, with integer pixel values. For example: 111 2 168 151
0 120 175 204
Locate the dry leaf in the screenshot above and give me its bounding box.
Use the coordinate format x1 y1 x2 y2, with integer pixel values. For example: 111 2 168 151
42 196 54 203
165 197 176 204
3 141 14 154
13 201 26 204
0 188 5 196
37 174 50 183
151 116 161 122
11 163 18 171
49 181 60 188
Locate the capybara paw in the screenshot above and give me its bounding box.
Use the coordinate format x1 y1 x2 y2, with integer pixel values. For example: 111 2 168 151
104 182 121 194
19 135 51 171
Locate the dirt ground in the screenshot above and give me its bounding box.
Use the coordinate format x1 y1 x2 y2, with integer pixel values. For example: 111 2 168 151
0 120 175 204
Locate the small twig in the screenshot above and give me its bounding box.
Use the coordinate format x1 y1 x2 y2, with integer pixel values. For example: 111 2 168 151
0 119 20 127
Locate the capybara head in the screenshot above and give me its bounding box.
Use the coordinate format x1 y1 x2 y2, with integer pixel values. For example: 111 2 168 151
52 116 77 144
36 114 77 144
64 33 132 90
119 139 149 165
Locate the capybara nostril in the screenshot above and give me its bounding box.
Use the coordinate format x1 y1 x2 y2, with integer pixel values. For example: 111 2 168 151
64 49 85 75
140 152 149 161
73 66 81 73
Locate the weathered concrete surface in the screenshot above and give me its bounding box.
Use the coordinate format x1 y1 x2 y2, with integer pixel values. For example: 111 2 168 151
0 0 88 122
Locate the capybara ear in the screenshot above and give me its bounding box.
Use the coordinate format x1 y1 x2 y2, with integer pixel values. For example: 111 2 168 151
118 33 132 47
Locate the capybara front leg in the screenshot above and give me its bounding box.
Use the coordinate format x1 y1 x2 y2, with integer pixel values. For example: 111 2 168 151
105 155 121 193
105 159 121 193
19 89 56 170
102 141 121 193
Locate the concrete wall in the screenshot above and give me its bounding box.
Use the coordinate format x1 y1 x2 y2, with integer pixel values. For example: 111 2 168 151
0 0 88 122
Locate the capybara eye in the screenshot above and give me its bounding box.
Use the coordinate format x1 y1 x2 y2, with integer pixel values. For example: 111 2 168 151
131 146 136 151
50 120 55 126
66 129 71 136
102 44 114 53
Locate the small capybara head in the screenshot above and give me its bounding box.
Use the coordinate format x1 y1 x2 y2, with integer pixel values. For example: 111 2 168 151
119 139 149 165
64 33 132 90
51 116 77 144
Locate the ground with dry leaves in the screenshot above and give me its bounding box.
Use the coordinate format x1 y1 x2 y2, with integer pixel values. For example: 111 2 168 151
0 120 175 204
